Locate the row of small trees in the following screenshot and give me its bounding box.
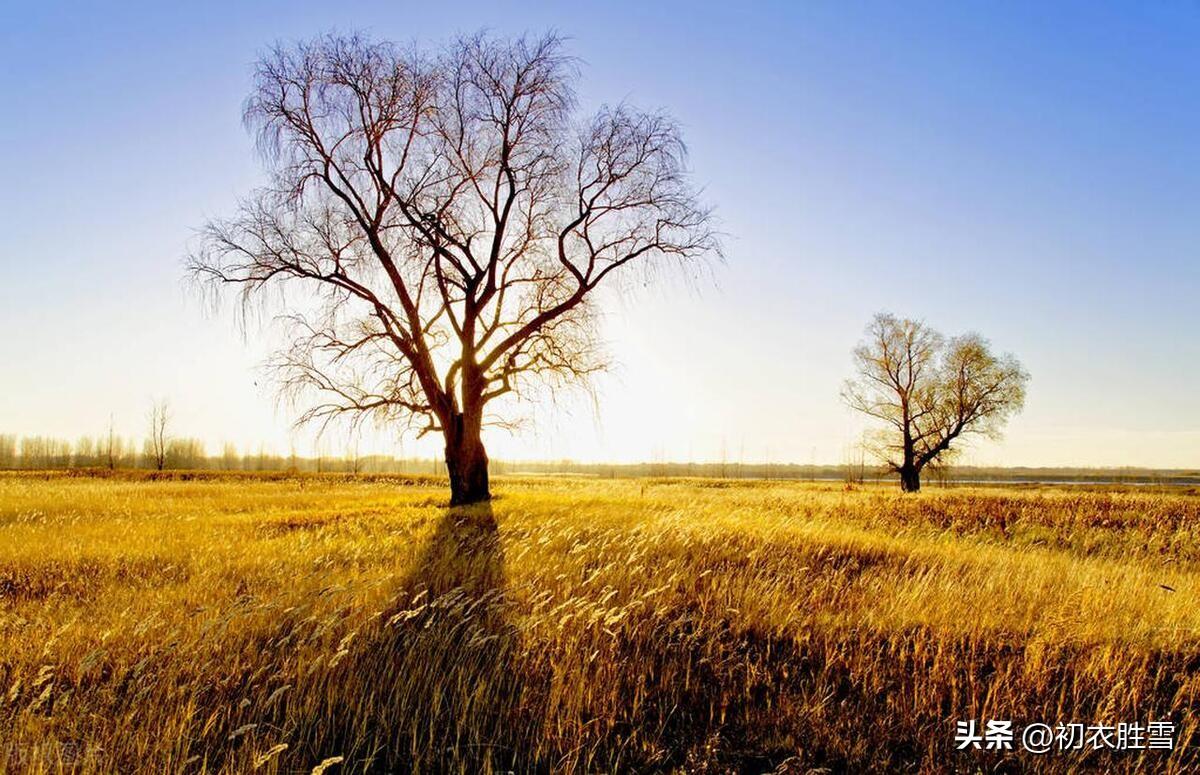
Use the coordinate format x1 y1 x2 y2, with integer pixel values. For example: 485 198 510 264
0 398 446 474
0 433 206 471
0 432 449 474
0 400 194 471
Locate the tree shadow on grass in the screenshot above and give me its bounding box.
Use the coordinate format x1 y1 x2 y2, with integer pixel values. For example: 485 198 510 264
303 501 536 774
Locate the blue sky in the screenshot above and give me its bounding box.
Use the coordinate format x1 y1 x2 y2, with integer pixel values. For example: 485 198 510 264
1 1 1198 466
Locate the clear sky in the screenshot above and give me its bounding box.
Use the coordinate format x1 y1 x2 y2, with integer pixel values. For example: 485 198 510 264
2 1 1198 467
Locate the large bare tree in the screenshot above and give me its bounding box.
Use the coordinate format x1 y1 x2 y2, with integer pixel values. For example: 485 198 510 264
842 313 1029 492
190 33 718 504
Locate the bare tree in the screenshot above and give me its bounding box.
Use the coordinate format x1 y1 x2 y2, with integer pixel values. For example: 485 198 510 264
842 313 1029 492
147 400 170 472
105 416 117 470
189 32 719 504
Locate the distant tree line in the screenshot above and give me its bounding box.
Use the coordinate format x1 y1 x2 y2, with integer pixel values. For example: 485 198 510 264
0 432 457 475
0 432 1193 485
0 432 208 470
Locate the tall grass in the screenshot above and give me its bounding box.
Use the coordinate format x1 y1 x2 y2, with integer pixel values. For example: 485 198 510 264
0 473 1197 772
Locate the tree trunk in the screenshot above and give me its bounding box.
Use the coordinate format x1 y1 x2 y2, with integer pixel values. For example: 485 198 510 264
899 463 921 492
444 412 491 505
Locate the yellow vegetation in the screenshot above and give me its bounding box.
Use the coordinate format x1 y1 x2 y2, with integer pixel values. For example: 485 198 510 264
0 472 1197 772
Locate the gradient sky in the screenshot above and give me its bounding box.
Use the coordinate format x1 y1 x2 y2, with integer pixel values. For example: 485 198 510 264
2 1 1198 467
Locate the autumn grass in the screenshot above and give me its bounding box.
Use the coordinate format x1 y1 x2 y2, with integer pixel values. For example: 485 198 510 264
0 472 1198 773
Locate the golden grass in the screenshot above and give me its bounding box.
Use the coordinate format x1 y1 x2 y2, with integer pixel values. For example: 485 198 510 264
0 472 1198 773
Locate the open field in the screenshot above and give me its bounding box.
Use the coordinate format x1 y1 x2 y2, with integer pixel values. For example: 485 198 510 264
1 472 1198 773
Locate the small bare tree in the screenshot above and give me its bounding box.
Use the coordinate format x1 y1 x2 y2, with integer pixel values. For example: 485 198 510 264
105 416 117 470
147 400 170 472
842 313 1029 492
190 32 718 504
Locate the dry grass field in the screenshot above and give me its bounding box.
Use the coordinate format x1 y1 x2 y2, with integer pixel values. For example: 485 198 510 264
0 471 1198 773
